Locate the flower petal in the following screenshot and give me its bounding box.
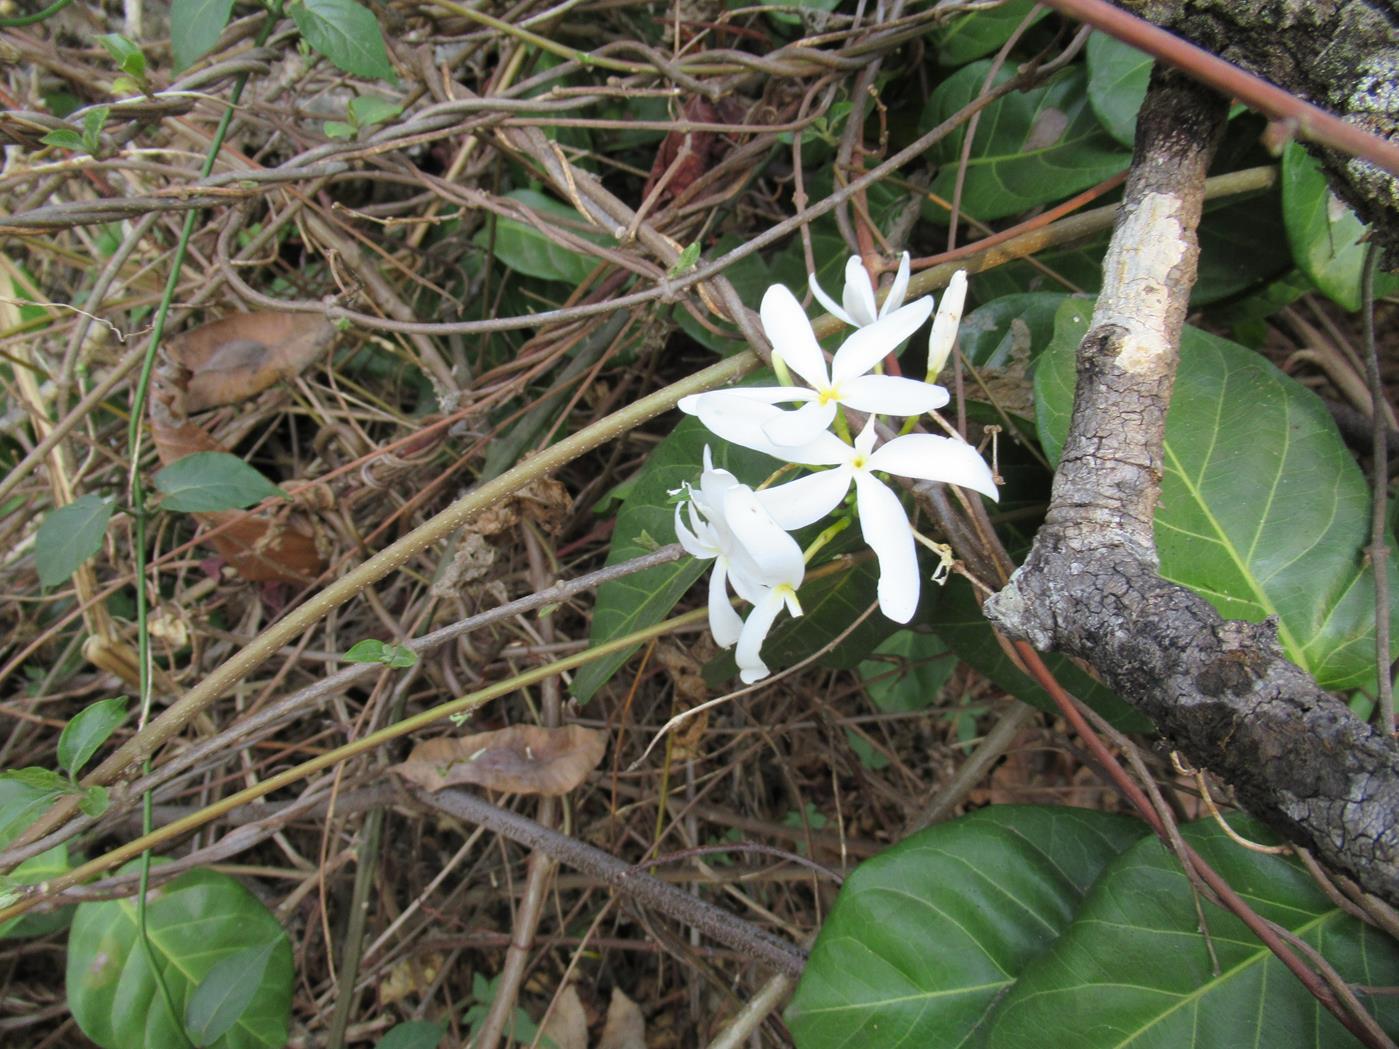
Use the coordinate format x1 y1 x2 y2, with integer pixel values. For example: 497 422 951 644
831 295 935 383
756 467 852 530
707 563 743 648
838 374 950 417
879 252 911 319
760 284 829 389
866 433 999 500
927 269 967 379
711 386 820 406
853 471 920 623
736 589 788 683
841 256 878 327
723 486 805 585
675 502 713 559
808 270 855 326
679 393 799 459
762 399 838 448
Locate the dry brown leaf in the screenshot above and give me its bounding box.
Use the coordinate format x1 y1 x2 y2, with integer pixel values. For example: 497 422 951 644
597 987 646 1049
391 725 606 796
540 984 590 1049
167 313 336 413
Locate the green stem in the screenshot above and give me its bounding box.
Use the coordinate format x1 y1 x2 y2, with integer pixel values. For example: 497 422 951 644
124 9 283 1043
0 0 73 26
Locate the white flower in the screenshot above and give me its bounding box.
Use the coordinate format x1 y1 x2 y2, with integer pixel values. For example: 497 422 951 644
927 269 967 381
678 284 946 448
752 417 998 624
674 449 805 683
809 253 911 328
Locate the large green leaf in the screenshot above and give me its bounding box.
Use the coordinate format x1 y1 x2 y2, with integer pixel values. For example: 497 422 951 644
986 818 1399 1046
67 865 293 1049
479 189 612 285
1282 142 1399 311
1085 31 1151 147
928 576 1151 731
571 416 776 702
1036 298 1397 689
790 809 1399 1049
0 842 73 939
786 806 1149 1047
922 64 1130 223
933 0 1050 66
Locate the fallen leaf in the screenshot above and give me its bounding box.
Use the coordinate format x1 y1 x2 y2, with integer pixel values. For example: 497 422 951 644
540 984 589 1049
392 725 606 796
597 987 646 1049
167 313 336 412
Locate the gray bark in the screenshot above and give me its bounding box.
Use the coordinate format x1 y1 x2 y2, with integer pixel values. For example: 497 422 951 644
1123 0 1399 262
984 71 1399 907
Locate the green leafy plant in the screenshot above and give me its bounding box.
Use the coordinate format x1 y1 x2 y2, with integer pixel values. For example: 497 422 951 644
41 105 109 155
99 33 148 94
324 93 402 139
788 808 1399 1047
342 638 418 667
66 865 294 1049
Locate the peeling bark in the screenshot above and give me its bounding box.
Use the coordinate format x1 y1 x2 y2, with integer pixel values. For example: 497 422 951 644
1121 0 1399 261
984 71 1399 907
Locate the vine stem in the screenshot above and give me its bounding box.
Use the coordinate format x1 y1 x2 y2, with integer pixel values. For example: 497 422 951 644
119 5 282 1041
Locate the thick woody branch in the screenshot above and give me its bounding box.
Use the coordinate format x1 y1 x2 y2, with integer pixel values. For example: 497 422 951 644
984 72 1399 906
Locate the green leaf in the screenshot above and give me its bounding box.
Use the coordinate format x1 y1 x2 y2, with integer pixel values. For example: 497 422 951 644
959 292 1066 371
1282 142 1399 310
0 768 69 843
790 809 1399 1047
922 64 1130 223
323 120 356 139
290 0 395 80
348 94 401 127
171 0 235 69
571 415 777 703
67 865 294 1049
927 575 1152 731
343 639 418 667
41 128 85 151
374 1020 447 1049
478 188 612 285
986 818 1399 1046
57 696 127 779
35 492 115 586
1036 298 1398 689
787 806 1149 1047
0 843 74 939
933 0 1050 65
186 939 279 1047
82 106 110 153
1084 30 1151 147
98 33 146 78
856 630 956 713
78 785 110 819
153 451 287 512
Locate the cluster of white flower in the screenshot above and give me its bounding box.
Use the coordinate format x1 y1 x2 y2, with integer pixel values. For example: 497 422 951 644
674 255 997 683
